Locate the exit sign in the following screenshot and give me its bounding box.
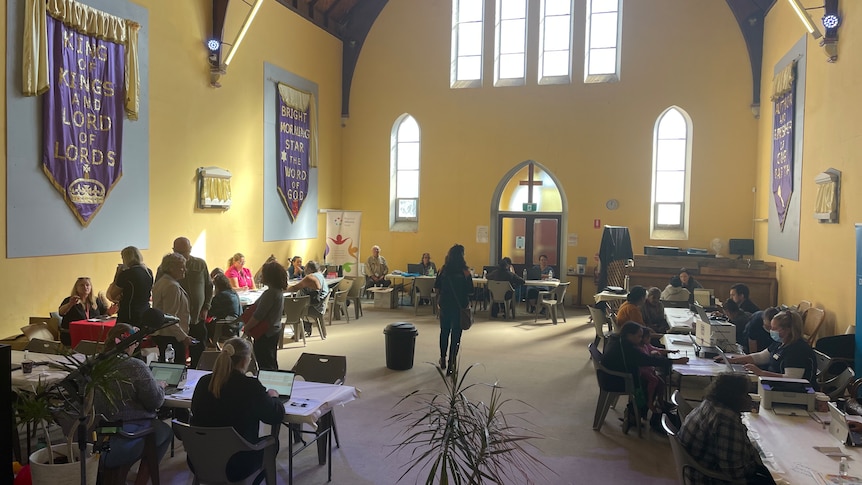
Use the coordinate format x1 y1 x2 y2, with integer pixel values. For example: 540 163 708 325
522 203 537 212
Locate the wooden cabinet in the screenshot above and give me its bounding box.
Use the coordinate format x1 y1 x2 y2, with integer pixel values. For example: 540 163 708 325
629 255 777 308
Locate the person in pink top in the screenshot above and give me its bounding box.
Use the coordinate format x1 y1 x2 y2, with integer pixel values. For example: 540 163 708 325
225 253 254 290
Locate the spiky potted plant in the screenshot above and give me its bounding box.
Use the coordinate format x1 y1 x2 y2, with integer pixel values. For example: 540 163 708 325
390 362 551 484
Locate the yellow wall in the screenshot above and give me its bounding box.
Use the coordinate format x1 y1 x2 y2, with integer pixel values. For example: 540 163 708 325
758 3 862 335
343 0 758 297
0 0 343 337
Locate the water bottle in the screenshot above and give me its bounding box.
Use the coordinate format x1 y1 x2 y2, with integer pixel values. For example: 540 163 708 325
483 269 487 278
165 343 175 363
549 269 553 279
840 456 849 477
522 269 527 280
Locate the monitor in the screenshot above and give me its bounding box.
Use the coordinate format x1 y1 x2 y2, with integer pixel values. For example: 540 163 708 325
729 239 754 258
406 264 424 275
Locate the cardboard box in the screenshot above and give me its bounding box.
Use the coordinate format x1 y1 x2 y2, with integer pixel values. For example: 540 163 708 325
372 288 397 309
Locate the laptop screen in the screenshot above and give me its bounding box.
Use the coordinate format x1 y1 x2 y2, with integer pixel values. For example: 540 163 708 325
406 264 424 274
258 370 296 398
693 303 711 324
149 362 186 386
694 288 713 307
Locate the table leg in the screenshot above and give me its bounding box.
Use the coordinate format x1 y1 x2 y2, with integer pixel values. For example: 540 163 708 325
576 276 584 307
316 411 333 465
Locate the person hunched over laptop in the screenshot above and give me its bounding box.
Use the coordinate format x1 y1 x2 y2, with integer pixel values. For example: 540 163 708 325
191 337 285 481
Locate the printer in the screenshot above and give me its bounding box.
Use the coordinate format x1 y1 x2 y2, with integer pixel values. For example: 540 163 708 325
695 319 736 350
758 376 815 411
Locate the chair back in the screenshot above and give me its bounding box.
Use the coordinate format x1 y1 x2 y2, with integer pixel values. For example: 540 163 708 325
292 352 347 385
552 282 569 303
803 307 826 345
74 340 103 355
662 414 737 484
815 349 832 374
172 420 274 484
413 277 436 298
820 366 855 400
283 295 310 325
797 300 812 314
670 390 693 422
487 281 513 303
334 278 353 296
333 289 349 307
197 350 221 371
589 306 610 337
345 276 365 298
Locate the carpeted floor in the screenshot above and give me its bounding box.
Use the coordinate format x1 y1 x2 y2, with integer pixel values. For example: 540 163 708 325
150 300 678 484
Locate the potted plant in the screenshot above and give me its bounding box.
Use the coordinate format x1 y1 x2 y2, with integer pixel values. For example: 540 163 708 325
390 362 551 484
15 351 127 485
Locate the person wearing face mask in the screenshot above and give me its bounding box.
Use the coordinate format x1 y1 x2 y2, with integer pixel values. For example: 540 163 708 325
719 310 816 384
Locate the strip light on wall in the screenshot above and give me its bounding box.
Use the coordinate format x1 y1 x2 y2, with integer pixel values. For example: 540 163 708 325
224 0 265 66
787 0 823 39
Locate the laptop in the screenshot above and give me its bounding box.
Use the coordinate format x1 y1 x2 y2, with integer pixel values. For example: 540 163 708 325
526 267 542 280
258 369 296 402
406 263 424 275
693 288 714 308
694 303 725 325
829 402 862 446
149 362 187 395
716 346 750 374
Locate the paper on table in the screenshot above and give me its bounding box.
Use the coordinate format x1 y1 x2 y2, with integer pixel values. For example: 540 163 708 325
814 446 850 458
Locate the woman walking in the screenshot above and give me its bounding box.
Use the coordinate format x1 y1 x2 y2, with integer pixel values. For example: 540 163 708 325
434 244 472 375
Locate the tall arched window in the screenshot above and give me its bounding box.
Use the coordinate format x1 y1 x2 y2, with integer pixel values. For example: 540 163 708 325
390 115 420 231
650 107 692 239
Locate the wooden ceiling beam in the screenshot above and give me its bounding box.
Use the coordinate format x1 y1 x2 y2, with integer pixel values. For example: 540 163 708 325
210 0 229 67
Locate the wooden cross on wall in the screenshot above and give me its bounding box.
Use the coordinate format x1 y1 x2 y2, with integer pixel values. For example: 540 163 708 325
518 162 542 203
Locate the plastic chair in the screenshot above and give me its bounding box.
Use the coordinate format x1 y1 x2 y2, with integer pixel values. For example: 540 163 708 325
670 390 693 422
291 353 347 448
305 292 331 340
661 414 739 484
487 281 514 320
589 306 612 351
588 341 642 437
803 307 825 346
74 340 104 355
328 283 352 326
413 278 437 316
344 276 365 320
535 282 569 324
210 317 240 349
819 363 855 400
98 420 162 485
282 295 310 348
196 350 220 371
172 420 277 485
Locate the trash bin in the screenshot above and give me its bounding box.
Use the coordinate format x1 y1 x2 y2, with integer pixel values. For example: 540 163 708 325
384 322 419 370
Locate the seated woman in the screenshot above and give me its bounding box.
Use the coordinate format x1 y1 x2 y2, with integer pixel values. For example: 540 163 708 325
207 273 243 343
419 253 437 276
58 277 118 346
225 253 254 291
721 310 817 383
287 255 305 280
191 338 285 482
94 323 173 484
641 287 669 334
288 260 329 338
616 286 647 326
487 257 525 318
601 321 688 433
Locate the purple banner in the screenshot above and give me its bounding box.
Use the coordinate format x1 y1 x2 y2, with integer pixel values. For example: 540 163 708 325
42 16 124 226
772 86 795 231
277 94 310 221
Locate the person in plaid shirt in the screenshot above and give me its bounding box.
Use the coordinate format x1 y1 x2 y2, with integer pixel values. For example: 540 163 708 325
677 373 774 484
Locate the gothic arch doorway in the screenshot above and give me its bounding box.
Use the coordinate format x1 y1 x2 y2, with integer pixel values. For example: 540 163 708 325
489 161 568 277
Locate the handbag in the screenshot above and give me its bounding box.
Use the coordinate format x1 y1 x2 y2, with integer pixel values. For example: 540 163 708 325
240 303 270 339
445 274 473 330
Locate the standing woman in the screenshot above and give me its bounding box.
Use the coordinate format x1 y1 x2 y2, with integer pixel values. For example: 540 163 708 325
58 277 118 345
243 261 287 370
434 244 472 375
107 246 154 327
191 338 284 482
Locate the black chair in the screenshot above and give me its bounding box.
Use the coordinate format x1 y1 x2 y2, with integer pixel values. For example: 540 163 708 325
172 420 277 485
97 418 161 485
291 353 346 447
816 334 855 369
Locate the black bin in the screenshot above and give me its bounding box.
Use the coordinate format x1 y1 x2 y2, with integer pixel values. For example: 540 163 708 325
384 322 419 370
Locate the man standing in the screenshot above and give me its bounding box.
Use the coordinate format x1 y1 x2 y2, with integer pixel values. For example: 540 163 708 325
170 237 213 322
730 283 760 314
366 245 391 288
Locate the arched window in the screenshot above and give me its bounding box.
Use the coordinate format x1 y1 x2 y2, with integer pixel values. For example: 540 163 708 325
650 107 692 239
451 0 484 88
390 115 420 230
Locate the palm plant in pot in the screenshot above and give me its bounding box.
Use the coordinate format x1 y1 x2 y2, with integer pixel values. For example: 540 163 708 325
15 351 127 485
390 362 551 484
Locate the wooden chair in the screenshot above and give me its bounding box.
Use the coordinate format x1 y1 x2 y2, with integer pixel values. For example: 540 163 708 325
535 282 569 324
344 276 365 320
281 295 310 348
796 300 812 314
588 341 642 437
412 277 437 316
661 414 739 484
803 307 825 346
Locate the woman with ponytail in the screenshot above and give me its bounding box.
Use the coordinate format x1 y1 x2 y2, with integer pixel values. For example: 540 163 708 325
191 337 284 480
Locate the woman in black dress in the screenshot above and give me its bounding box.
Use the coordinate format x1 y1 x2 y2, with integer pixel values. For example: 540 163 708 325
434 244 472 374
107 246 154 327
